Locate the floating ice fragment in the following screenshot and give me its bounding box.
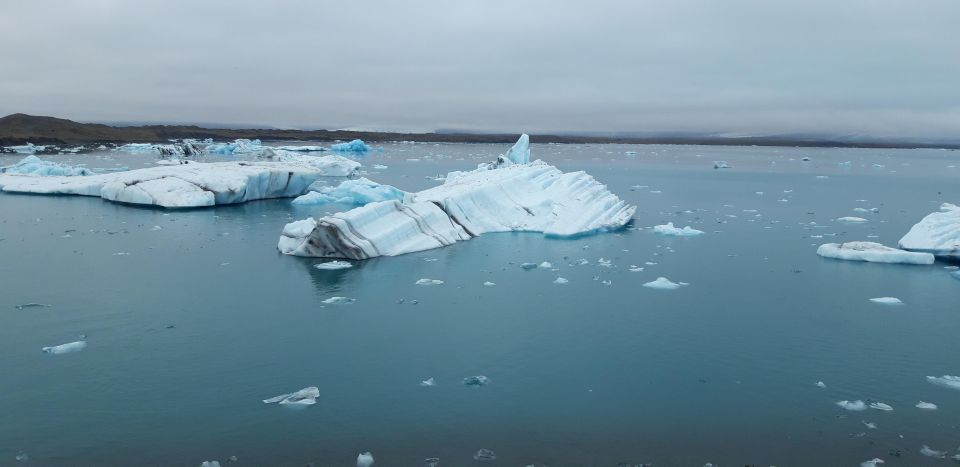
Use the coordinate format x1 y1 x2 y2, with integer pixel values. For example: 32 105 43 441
837 216 868 223
920 445 946 458
416 278 443 286
520 262 538 270
862 420 877 430
273 145 327 152
915 401 938 410
816 381 827 388
322 297 355 305
473 449 497 461
836 400 867 411
425 457 440 467
420 377 436 387
15 303 52 310
628 266 643 272
926 375 960 390
483 281 495 286
15 451 29 462
262 386 319 406
1 155 92 176
859 459 884 467
463 376 489 387
357 452 374 467
151 225 163 231
553 277 568 284
898 203 960 259
330 139 371 154
816 242 933 265
597 258 612 267
42 340 87 354
869 297 903 305
200 462 221 467
292 178 407 206
869 402 893 411
713 161 731 169
642 277 685 290
653 222 704 236
314 260 353 270
539 261 553 268
373 164 388 169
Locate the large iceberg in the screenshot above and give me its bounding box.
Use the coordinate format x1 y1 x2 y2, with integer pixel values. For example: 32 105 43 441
329 139 371 153
292 177 408 206
278 135 635 259
0 159 359 208
816 241 935 265
898 203 960 259
1 156 93 176
117 142 204 157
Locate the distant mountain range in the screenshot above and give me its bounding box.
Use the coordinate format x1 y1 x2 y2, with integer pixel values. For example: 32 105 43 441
1 113 957 149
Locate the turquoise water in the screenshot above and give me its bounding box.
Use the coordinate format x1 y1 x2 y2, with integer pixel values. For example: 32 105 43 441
1 143 959 466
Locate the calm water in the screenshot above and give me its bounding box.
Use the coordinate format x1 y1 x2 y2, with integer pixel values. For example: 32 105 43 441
1 143 959 466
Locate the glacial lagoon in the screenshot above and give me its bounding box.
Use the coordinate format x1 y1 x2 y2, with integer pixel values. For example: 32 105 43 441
2 142 959 465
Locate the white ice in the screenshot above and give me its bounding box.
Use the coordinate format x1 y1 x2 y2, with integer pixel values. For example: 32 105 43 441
483 281 495 286
920 445 946 458
926 375 960 390
0 160 356 208
816 242 934 265
837 216 868 223
836 400 867 411
420 377 436 387
205 139 265 155
816 381 827 388
274 145 327 152
42 340 87 354
1 156 92 176
653 222 705 236
7 143 47 154
642 277 685 290
860 459 884 467
292 177 408 206
263 386 319 406
416 278 443 285
357 452 374 467
915 401 938 410
898 203 960 259
322 297 355 305
869 402 893 411
869 297 903 305
278 135 634 259
314 260 353 270
553 277 569 284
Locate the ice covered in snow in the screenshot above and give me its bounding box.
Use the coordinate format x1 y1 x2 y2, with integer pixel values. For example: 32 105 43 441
267 152 361 177
356 452 374 467
278 135 635 259
915 401 938 410
42 340 87 354
330 139 371 153
926 375 960 390
869 297 903 305
263 386 319 406
898 203 960 259
314 260 353 270
1 156 93 176
292 177 408 206
836 400 867 411
837 216 868 223
642 277 686 290
0 160 356 208
816 242 934 265
653 222 704 236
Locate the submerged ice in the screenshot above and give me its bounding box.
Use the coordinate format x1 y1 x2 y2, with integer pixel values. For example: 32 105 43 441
278 135 635 259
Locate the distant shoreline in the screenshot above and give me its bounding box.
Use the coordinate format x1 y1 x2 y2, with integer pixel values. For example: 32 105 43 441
2 113 958 150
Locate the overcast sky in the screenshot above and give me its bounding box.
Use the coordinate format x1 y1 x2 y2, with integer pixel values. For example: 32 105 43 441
2 0 958 137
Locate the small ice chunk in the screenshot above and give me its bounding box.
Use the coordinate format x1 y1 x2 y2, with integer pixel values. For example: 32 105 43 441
473 449 497 461
919 445 946 458
553 277 568 284
915 401 938 410
836 216 868 223
816 381 827 388
713 161 731 169
373 164 388 169
653 222 705 236
15 451 29 463
868 402 893 411
262 386 319 406
463 375 489 387
42 340 87 354
420 377 436 387
483 281 496 286
416 278 444 285
357 452 375 467
314 260 353 270
15 303 52 310
520 262 538 270
836 400 867 411
926 375 960 390
642 277 685 290
200 462 221 467
816 241 934 265
859 459 884 467
322 296 355 305
539 261 553 268
862 420 877 430
869 297 903 305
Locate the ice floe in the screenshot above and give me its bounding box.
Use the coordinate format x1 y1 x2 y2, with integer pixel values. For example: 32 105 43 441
859 459 884 467
868 402 893 411
314 260 353 270
915 401 938 410
416 278 444 285
653 222 704 236
869 297 903 305
926 375 960 390
920 445 947 458
356 452 374 467
274 145 327 152
292 177 407 206
205 139 265 155
473 449 496 461
898 203 960 259
330 139 371 153
0 160 355 208
266 152 361 177
463 375 489 386
278 135 634 259
816 242 934 265
642 277 686 290
42 340 87 354
1 156 93 176
322 297 355 305
262 386 319 406
836 216 868 223
836 400 867 411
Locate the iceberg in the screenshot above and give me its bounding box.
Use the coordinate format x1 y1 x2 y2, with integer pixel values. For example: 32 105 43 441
357 452 374 467
868 402 893 411
713 161 731 169
322 296 355 305
920 445 946 458
653 222 705 236
292 177 408 206
266 152 360 177
415 278 443 285
816 242 934 265
262 386 319 406
836 400 867 411
926 375 960 390
42 340 87 354
898 203 960 259
860 459 884 467
642 277 686 290
0 159 356 208
278 135 635 259
330 139 371 153
1 156 93 176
